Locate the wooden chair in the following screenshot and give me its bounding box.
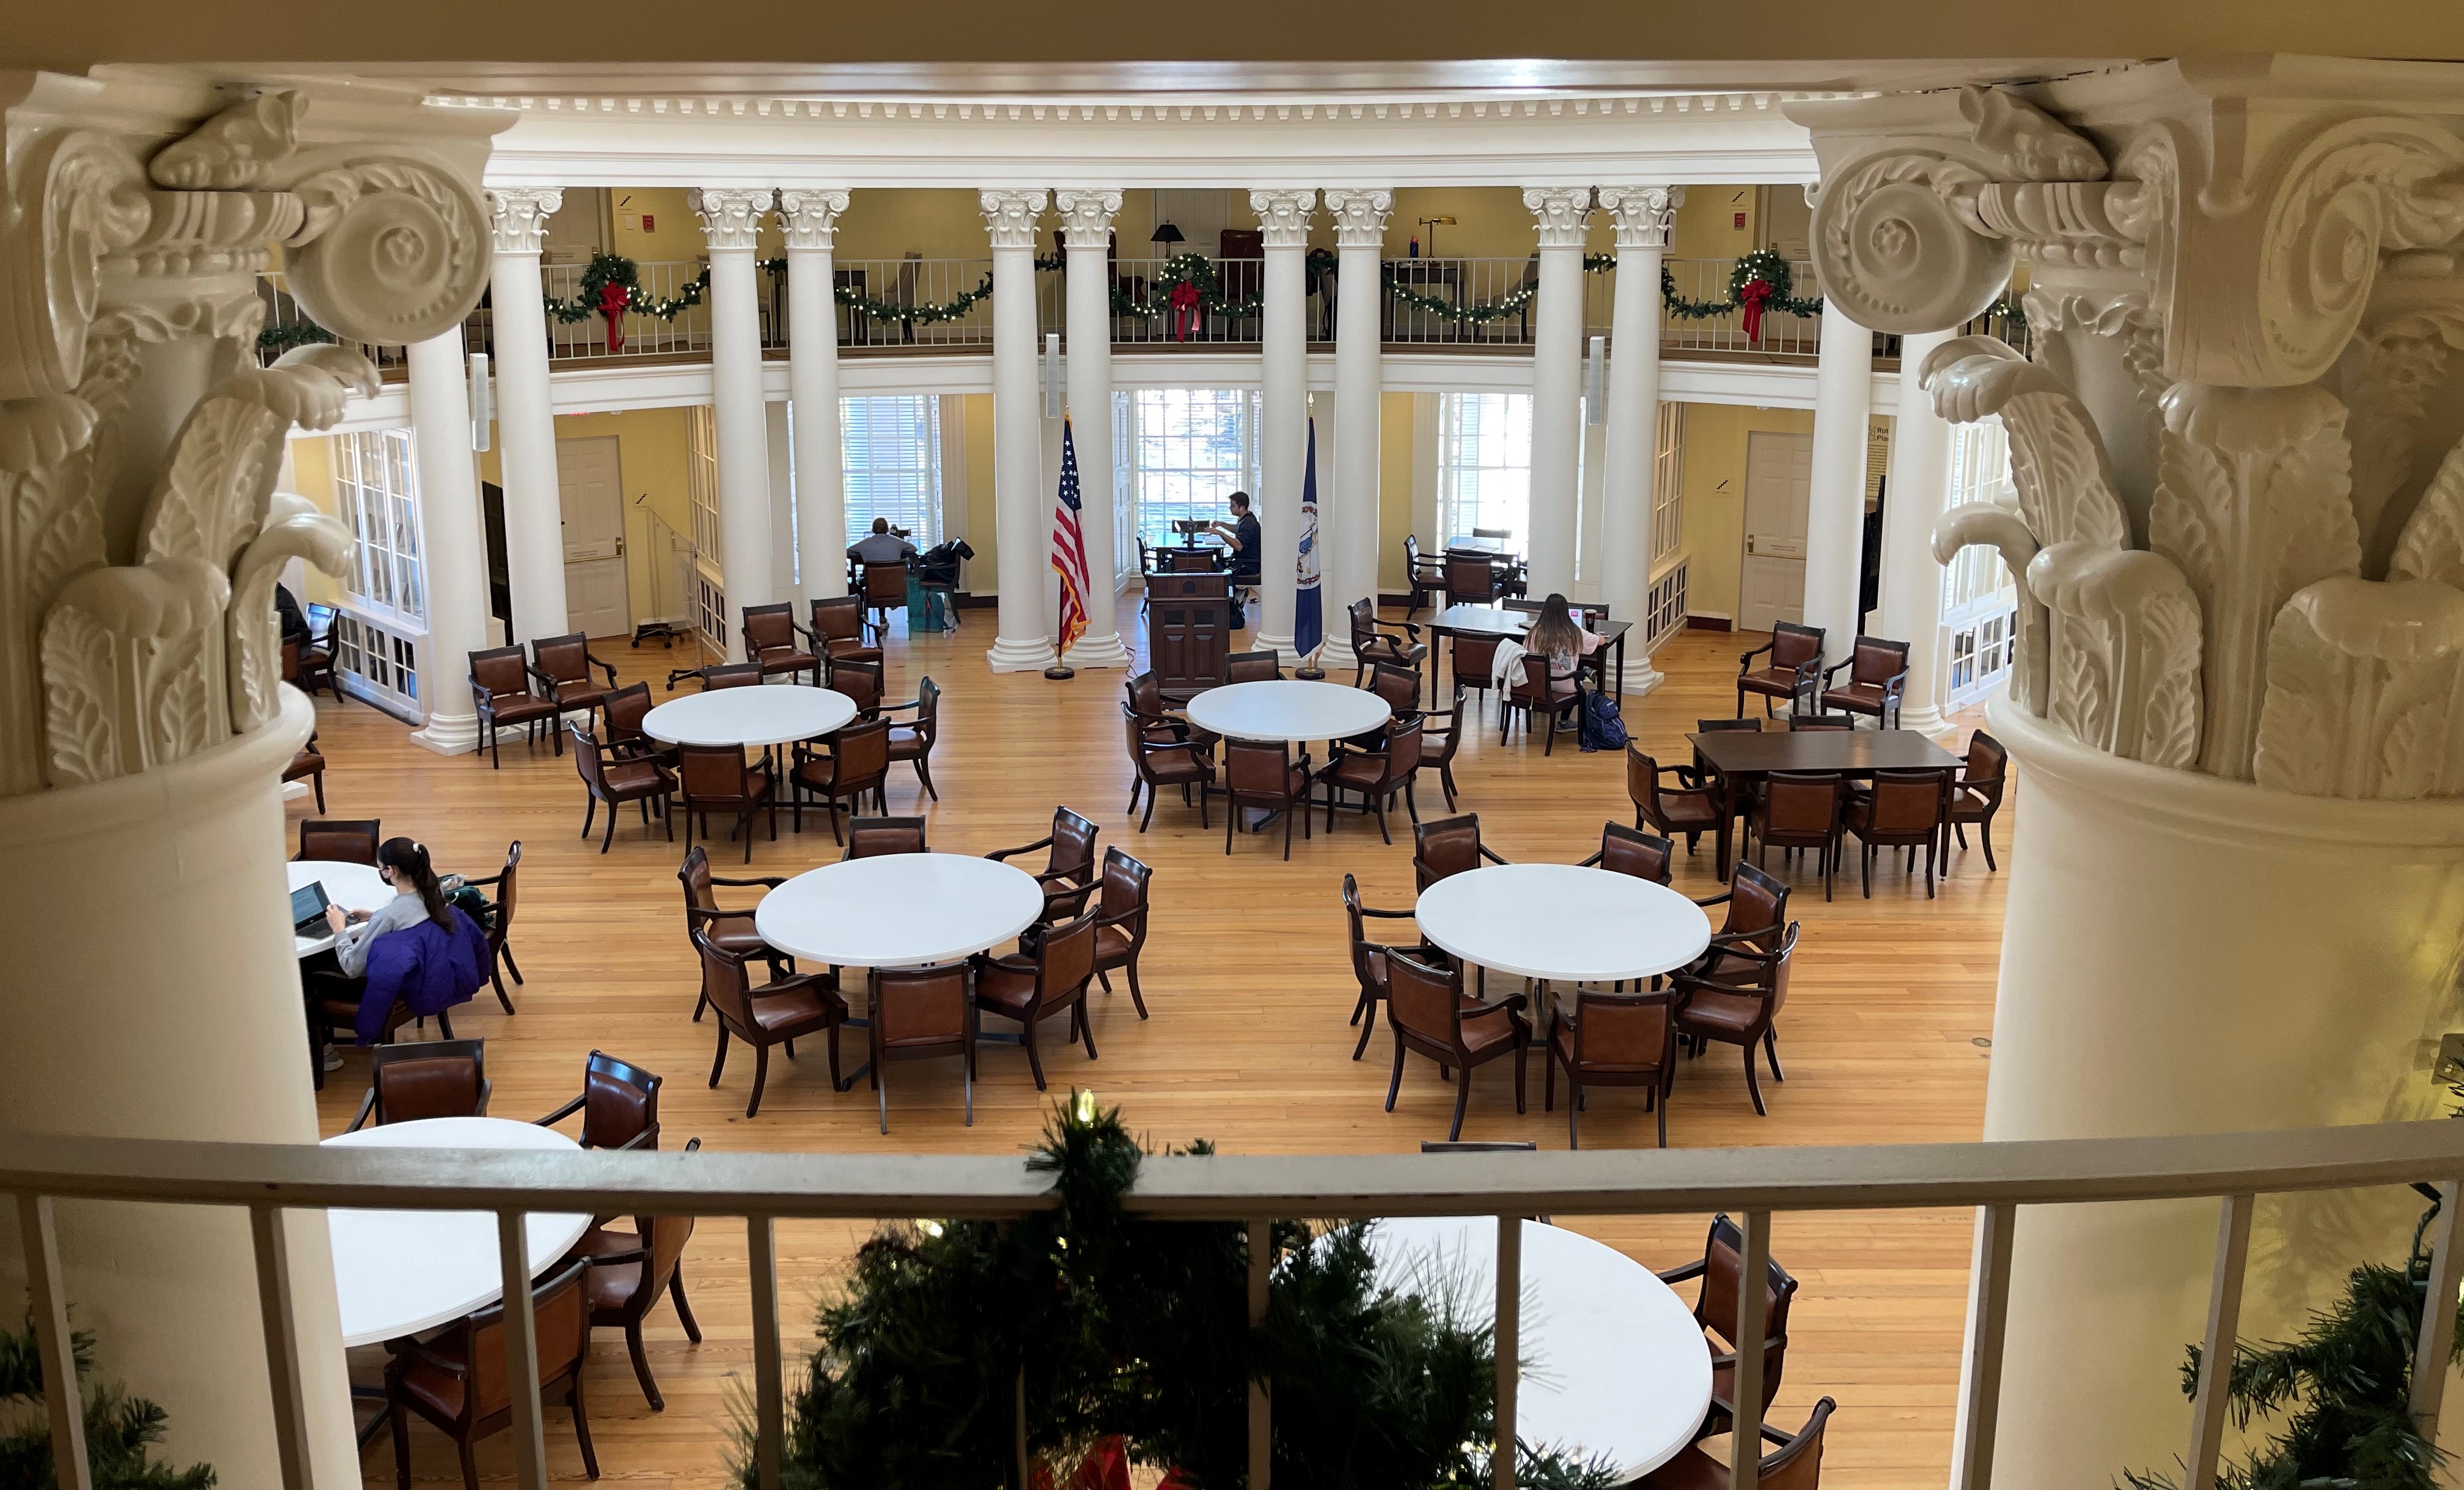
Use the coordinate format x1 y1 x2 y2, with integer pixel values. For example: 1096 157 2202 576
1578 821 1674 886
1656 1214 1806 1445
1546 988 1679 1148
1448 632 1501 720
468 646 558 767
1418 685 1468 810
297 817 380 865
694 929 848 1118
348 1039 490 1130
1629 748 1721 855
809 594 881 665
697 662 765 691
570 723 674 854
989 806 1102 925
866 964 974 1133
1639 1399 1834 1490
881 676 943 801
971 910 1101 1091
1341 872 1432 1061
1089 847 1154 1020
1317 714 1422 844
861 560 907 643
1673 921 1801 1116
534 1049 664 1153
576 1159 704 1410
1949 730 2010 872
1844 767 1951 898
1221 739 1311 859
829 655 883 718
284 732 328 811
792 716 892 843
1411 812 1507 891
1751 772 1847 902
1736 621 1826 718
740 602 820 685
285 627 341 703
1382 946 1529 1143
1348 599 1427 685
531 632 618 737
1693 860 1793 981
1787 714 1856 731
1402 534 1447 617
1817 636 1911 728
1501 652 1581 753
844 815 927 859
1123 704 1213 832
307 987 446 1089
601 681 676 767
675 742 774 864
1226 649 1282 683
1444 551 1499 606
675 845 793 1022
458 840 524 1014
1366 660 1422 717
386 1257 596 1490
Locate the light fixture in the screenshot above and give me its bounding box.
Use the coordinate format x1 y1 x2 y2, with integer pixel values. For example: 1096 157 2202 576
1150 221 1185 248
1417 215 1457 255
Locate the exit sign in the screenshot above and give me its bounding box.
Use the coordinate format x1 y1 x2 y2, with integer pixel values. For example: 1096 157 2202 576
1733 211 1746 229
641 213 655 232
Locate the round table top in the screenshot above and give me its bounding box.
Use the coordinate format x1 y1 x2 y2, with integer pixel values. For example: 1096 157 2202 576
1184 679 1392 744
755 853 1046 968
322 1117 593 1348
290 860 394 959
1367 1216 1712 1481
643 684 858 749
1414 863 1712 983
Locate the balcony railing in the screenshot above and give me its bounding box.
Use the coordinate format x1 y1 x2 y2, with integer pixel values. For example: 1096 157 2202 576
9 1119 2461 1490
1660 258 1824 360
837 257 997 348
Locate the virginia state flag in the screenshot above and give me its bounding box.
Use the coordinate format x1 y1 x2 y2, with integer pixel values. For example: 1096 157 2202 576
1293 415 1323 658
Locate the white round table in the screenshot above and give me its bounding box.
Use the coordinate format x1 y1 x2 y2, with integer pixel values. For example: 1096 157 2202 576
323 1116 593 1348
1367 1216 1712 1480
643 684 858 749
1184 679 1391 744
1415 863 1712 984
290 860 394 959
755 853 1046 968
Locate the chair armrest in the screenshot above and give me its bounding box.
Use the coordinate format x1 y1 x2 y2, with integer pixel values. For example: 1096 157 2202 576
477 1079 491 1115
710 874 790 890
388 1339 468 1379
1883 669 1910 698
526 662 559 690
790 622 822 650
1737 640 1774 668
1355 905 1418 920
1465 992 1529 1016
1377 621 1422 642
534 1094 586 1127
587 654 619 687
986 836 1054 863
1477 846 1512 866
347 1091 376 1131
607 1129 656 1153
878 696 924 715
1693 891 1735 908
1820 658 1854 682
1575 850 1603 868
1655 1258 1709 1285
607 739 664 761
460 871 506 890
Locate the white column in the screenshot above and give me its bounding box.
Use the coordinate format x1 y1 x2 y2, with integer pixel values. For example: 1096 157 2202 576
1802 298 1878 656
485 188 568 644
1055 189 1131 669
983 189 1055 672
691 188 778 660
1323 188 1391 671
405 333 490 754
1252 188 1317 663
1876 328 1957 737
1523 187 1593 599
779 188 850 603
1595 185 1681 696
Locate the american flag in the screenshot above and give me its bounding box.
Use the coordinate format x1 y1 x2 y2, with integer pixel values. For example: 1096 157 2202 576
1050 418 1090 658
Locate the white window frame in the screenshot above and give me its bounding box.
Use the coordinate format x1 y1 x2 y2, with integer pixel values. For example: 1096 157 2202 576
685 405 727 652
1436 392 1534 550
1943 416 2020 707
840 394 943 547
1125 388 1261 554
1650 399 1685 569
332 429 425 626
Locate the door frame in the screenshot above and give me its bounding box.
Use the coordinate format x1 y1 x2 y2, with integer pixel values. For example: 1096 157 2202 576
556 433 631 640
1735 428 1814 634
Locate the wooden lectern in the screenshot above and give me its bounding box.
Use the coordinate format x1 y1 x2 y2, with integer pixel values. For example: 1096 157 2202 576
1146 571 1232 703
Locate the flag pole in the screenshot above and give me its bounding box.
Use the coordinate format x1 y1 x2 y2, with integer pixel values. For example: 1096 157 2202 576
1046 407 1076 681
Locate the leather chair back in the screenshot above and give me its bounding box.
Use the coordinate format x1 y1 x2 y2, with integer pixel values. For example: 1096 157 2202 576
1446 553 1497 603
743 603 797 654
831 717 893 781
470 645 529 700
1758 1400 1837 1490
1452 633 1499 685
1761 773 1844 836
1369 663 1419 715
1125 672 1166 715
299 819 380 865
1036 910 1100 997
906 676 941 745
603 682 655 742
1340 874 1380 991
466 1259 590 1418
831 658 883 713
812 595 866 646
1694 1212 1801 1408
1965 731 2007 783
1223 739 1291 795
1513 652 1559 704
877 966 968 1047
487 841 521 951
370 1040 487 1125
694 932 757 1029
702 663 763 691
1628 748 1661 814
1381 716 1424 789
533 633 592 685
1850 636 1909 686
1348 598 1378 649
1384 948 1458 1044
579 1050 660 1151
846 816 927 858
677 843 719 915
1099 848 1150 937
569 726 609 790
863 561 907 607
1048 808 1100 879
1412 814 1485 887
1724 862 1791 948
1597 823 1672 883
1770 621 1824 671
1866 768 1949 834
1572 990 1675 1069
1424 687 1466 765
1226 651 1281 683
678 744 754 803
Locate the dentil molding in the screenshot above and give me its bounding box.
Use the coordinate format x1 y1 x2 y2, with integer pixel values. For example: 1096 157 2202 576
1523 186 1594 248
1051 190 1123 249
776 188 850 250
689 186 772 251
1322 189 1394 249
486 187 564 256
979 189 1049 250
1249 189 1318 249
1598 185 1686 249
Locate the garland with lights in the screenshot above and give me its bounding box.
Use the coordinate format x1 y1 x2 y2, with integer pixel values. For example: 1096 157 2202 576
1108 254 1265 338
257 320 338 353
1660 249 1825 337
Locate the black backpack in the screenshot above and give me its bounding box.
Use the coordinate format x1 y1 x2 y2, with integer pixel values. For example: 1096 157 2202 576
1579 690 1630 753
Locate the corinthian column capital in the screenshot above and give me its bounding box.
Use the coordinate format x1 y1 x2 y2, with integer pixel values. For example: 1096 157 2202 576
1523 186 1595 249
1052 189 1123 249
689 187 773 252
1322 188 1393 249
1597 185 1685 250
776 188 850 251
487 188 564 256
1249 188 1318 249
979 188 1050 250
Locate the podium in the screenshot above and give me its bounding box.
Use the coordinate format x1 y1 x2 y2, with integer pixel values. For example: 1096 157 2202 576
1145 572 1232 703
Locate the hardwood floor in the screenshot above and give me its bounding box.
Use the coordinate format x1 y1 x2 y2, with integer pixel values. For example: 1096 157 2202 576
304 607 2008 1489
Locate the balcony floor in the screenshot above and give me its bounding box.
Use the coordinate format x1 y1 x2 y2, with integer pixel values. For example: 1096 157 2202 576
310 607 2001 1488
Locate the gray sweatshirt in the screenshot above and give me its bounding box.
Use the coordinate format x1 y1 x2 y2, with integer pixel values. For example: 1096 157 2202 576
333 890 428 978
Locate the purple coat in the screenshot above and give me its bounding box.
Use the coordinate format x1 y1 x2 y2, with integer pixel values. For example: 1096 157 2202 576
356 907 490 1045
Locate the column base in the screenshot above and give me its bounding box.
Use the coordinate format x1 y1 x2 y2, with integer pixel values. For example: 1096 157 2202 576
1617 661 1667 699
409 711 480 756
1896 703 1958 742
1256 631 1298 668
1064 632 1132 670
988 635 1059 673
1320 639 1360 676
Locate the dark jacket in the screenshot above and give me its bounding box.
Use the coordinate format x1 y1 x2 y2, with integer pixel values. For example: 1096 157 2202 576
356 907 490 1045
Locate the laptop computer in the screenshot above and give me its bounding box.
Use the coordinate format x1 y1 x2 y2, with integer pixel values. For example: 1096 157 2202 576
290 880 333 937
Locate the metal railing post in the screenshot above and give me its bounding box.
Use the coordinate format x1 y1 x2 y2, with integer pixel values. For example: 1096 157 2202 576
495 1211 550 1490
1729 1211 1772 1490
246 1205 315 1490
1495 1214 1522 1490
1249 1216 1272 1490
2184 1193 2255 1490
1952 1204 2017 1490
2411 1178 2464 1441
17 1195 91 1490
749 1215 786 1490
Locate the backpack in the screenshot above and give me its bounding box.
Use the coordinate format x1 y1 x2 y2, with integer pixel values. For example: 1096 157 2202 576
1579 690 1630 753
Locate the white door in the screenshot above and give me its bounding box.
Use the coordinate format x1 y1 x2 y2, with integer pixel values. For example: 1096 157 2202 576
557 436 629 640
1737 430 1814 633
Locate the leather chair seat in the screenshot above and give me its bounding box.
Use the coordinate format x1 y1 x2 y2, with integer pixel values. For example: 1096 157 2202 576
569 1223 643 1262
484 692 559 723
1326 752 1391 791
392 1348 468 1422
792 756 855 792
1363 638 1430 668
759 649 817 674
973 957 1039 1014
1822 683 1888 713
823 641 883 665
887 726 927 760
1951 786 1993 820
746 981 840 1035
1144 748 1213 786
1264 763 1309 797
1656 794 1723 830
603 759 669 794
551 684 614 714
584 1258 646 1313
1457 1006 1520 1055
1095 924 1137 964
701 919 771 961
1738 668 1803 699
1677 989 1763 1035
284 748 323 780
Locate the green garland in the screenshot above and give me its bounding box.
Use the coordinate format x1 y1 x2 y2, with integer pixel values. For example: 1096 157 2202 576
836 270 995 325
754 1094 1614 1490
256 321 337 353
543 250 998 328
1661 249 1824 322
1110 253 1265 323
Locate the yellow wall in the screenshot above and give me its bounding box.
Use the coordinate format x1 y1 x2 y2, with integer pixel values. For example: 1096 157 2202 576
285 436 344 605
606 187 704 263
1377 390 1416 592
1675 402 1815 621
1671 186 1760 260
836 188 998 262
960 394 998 593
546 408 696 625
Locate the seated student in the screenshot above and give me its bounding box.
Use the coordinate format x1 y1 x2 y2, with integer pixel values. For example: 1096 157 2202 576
1204 491 1263 625
274 583 314 648
847 517 921 566
317 838 491 1047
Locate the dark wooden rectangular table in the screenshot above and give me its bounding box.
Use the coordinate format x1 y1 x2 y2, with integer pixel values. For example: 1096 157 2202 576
1685 728 1962 880
1424 603 1633 699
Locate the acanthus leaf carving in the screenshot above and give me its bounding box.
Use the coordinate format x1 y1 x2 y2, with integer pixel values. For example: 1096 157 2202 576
148 90 305 190
2025 542 2205 770
2389 430 2464 590
40 558 231 787
1921 335 2130 549
1933 500 2047 717
2254 577 2464 800
227 494 351 732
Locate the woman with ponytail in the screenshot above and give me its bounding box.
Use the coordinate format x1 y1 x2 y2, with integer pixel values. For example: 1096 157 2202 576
315 838 492 1054
326 838 451 975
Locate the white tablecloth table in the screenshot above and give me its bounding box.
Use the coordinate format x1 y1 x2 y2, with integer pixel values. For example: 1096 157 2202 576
1414 863 1712 984
289 860 394 959
643 684 858 749
754 853 1046 969
323 1116 592 1348
1366 1215 1712 1481
1183 679 1391 745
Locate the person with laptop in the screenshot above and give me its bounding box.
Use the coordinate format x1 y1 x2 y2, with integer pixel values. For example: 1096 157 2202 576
847 517 919 566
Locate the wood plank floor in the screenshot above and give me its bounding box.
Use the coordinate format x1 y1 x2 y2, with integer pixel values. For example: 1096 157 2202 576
304 607 2009 1489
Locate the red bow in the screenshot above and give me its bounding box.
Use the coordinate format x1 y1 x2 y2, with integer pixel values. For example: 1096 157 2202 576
1739 278 1773 342
1169 280 1201 342
1028 1437 1136 1490
597 281 631 352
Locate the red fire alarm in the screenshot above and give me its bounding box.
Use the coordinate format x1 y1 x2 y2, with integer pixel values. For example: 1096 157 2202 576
1732 211 1746 230
641 213 655 232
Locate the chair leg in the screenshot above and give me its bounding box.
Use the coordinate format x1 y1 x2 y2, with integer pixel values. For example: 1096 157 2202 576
1764 1027 1785 1082
1862 842 1874 898
600 803 617 854
708 1027 729 1087
1982 816 1998 871
1543 1042 1556 1110
1386 1033 1407 1112
1079 1002 1098 1058
1128 778 1144 814
1224 795 1236 855
1440 765 1457 811
746 1042 770 1118
1024 1014 1047 1090
1448 1065 1471 1142
491 959 515 1014
1513 1042 1527 1115
581 795 595 841
457 1439 481 1490
916 758 938 801
568 1366 598 1478
1656 1075 1669 1148
1568 1074 1581 1151
1742 1041 1768 1116
625 1321 664 1410
390 1398 413 1490
669 1264 702 1341
312 773 326 813
1352 994 1375 1060
1125 957 1149 1020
